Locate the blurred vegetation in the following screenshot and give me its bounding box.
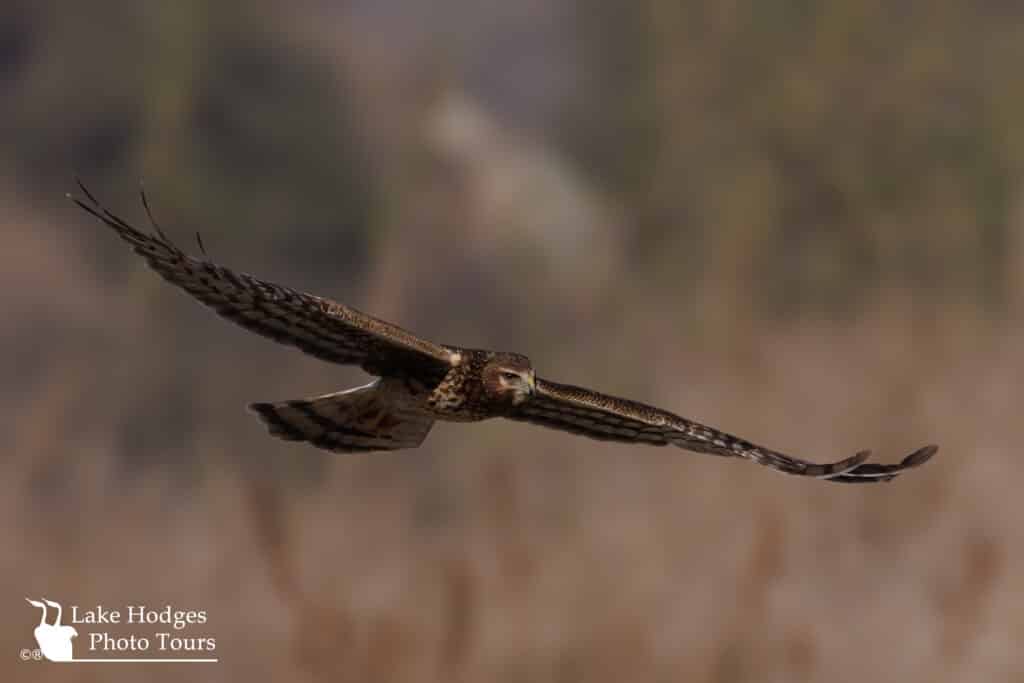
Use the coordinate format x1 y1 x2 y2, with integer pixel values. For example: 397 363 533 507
4 0 376 286
566 0 1024 321
3 1 1024 682
5 1 1021 317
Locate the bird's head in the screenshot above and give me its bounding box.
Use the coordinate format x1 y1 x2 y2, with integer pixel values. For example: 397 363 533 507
483 352 535 407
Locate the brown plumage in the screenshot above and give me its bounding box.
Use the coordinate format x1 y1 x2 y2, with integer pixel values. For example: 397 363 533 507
71 182 937 483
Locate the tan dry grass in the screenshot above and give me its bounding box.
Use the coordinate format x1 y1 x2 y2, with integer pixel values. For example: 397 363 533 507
4 291 1022 681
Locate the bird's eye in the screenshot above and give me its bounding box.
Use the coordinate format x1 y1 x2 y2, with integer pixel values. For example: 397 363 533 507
501 371 519 381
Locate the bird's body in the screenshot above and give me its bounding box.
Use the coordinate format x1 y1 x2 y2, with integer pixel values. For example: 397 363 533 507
423 350 533 420
249 349 529 452
71 182 938 483
424 350 491 420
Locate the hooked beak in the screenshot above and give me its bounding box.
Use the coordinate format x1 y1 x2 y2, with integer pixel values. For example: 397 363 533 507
528 372 536 393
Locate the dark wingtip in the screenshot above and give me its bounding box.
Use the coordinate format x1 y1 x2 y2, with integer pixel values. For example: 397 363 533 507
68 178 103 218
829 449 872 475
247 402 305 441
825 443 938 484
248 402 272 416
68 192 107 223
75 177 98 204
138 178 171 242
902 444 939 468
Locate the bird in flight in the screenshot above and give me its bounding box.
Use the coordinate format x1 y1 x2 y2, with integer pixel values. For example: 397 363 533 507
70 181 937 483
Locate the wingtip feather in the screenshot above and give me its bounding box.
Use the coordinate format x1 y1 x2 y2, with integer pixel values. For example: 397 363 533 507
819 449 871 477
902 444 939 468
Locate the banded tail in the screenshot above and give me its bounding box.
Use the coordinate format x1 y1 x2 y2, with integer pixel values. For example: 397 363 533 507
249 381 434 454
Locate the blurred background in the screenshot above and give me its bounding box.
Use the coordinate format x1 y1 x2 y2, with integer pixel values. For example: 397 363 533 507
3 0 1023 681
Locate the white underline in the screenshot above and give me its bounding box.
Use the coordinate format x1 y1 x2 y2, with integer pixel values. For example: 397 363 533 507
59 658 219 663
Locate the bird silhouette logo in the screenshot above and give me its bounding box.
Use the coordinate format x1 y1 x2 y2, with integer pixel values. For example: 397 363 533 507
25 598 77 662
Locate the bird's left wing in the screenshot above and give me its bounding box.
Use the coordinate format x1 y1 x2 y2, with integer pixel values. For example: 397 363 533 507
508 377 937 483
69 182 456 377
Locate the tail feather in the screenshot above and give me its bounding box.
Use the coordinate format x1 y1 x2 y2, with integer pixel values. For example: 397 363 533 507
249 381 433 454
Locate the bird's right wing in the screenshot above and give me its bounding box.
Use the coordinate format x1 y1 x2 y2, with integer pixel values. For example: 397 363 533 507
509 377 937 483
70 182 456 378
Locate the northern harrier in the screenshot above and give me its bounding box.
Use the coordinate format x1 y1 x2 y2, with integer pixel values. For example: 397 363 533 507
71 182 937 483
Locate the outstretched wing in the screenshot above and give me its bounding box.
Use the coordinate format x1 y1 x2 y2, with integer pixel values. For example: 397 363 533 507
509 377 937 483
70 181 455 378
